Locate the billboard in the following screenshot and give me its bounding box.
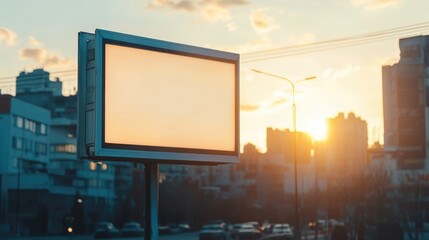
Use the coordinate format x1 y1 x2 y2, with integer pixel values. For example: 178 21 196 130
77 29 239 164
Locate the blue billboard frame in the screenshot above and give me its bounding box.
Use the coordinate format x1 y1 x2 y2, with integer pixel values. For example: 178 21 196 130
78 29 239 164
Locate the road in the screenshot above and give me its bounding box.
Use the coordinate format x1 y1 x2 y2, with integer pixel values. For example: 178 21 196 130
5 232 197 240
7 231 327 240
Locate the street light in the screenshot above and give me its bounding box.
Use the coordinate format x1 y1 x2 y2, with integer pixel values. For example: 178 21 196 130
252 69 316 240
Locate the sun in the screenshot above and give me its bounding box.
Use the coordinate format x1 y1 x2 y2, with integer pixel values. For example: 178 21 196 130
306 121 327 141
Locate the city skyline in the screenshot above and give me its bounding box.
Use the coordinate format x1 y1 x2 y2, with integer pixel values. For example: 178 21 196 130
1 0 429 152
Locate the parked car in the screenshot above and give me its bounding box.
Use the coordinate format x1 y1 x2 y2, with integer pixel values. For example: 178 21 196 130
230 224 244 239
209 219 227 231
261 221 272 233
242 221 260 230
236 224 261 240
94 222 121 239
199 224 227 240
121 221 144 237
179 223 191 232
271 224 293 237
169 223 191 234
159 225 170 235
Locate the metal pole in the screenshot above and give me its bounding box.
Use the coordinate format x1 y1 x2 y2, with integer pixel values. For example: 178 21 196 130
315 153 318 240
292 92 301 240
16 158 20 237
144 163 159 240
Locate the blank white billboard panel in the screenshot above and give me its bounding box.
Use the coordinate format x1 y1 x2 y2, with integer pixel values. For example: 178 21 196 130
104 44 236 151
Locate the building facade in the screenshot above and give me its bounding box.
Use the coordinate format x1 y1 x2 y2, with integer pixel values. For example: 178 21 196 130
0 95 51 235
377 35 429 229
383 35 429 170
325 112 368 219
326 112 368 176
0 69 120 235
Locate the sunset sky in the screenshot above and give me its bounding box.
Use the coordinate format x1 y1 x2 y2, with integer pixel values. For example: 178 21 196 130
1 0 429 152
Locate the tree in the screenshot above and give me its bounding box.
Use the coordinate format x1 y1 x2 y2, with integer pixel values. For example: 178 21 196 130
397 171 426 240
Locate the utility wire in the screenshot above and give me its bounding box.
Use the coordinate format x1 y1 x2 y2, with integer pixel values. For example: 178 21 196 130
0 75 77 85
0 69 77 82
243 22 429 56
242 21 429 62
1 21 429 83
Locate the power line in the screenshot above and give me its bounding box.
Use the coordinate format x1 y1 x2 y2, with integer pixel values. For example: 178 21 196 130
243 21 429 57
0 69 77 82
241 21 429 62
0 76 77 85
1 21 429 84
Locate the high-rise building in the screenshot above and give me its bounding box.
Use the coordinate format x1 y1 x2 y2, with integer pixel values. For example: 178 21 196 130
264 128 317 195
266 127 312 164
382 35 429 170
0 94 51 235
6 69 118 234
325 112 368 175
325 112 368 219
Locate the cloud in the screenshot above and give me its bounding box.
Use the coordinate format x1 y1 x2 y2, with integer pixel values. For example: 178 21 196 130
20 47 72 68
323 65 361 83
147 0 250 22
19 36 73 68
287 33 316 45
269 98 287 108
0 27 17 46
200 2 231 22
28 36 42 46
241 97 290 113
240 104 260 111
147 0 196 11
227 22 237 31
249 8 279 35
215 36 273 53
350 0 401 10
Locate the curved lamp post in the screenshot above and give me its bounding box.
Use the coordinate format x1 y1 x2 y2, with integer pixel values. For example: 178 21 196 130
252 69 316 240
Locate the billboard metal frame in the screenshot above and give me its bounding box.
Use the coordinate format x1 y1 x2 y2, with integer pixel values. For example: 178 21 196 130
77 29 240 165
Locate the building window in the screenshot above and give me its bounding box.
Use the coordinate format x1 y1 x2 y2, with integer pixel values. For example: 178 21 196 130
73 179 86 188
51 144 76 153
89 161 97 171
11 158 18 168
37 123 47 135
89 179 98 188
14 116 23 128
35 142 47 155
24 119 36 133
24 139 33 152
426 86 429 107
12 137 23 150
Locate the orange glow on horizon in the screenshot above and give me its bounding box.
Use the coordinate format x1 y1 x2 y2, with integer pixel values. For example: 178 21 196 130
306 121 327 141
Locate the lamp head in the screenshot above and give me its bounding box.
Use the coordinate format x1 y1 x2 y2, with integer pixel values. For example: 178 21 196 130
305 76 317 81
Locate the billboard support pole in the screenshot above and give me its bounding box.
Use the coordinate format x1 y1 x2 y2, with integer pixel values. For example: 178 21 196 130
144 163 159 240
